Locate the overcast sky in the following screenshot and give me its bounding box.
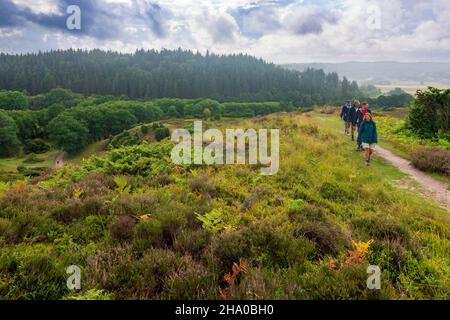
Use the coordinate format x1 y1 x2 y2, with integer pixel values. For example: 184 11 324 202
1 0 449 63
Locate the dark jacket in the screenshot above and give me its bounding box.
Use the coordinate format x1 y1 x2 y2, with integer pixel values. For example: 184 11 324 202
357 120 378 144
356 108 372 127
340 105 351 121
347 106 358 124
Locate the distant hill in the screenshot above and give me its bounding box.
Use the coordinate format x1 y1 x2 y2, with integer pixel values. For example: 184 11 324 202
283 62 450 86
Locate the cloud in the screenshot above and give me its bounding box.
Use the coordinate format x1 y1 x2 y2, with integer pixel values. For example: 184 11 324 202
231 3 282 38
1 0 450 63
0 0 171 39
283 6 339 35
200 9 239 44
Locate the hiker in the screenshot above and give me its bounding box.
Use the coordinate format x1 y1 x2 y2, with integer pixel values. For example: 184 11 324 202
357 113 378 166
340 100 352 135
348 100 360 141
355 102 372 151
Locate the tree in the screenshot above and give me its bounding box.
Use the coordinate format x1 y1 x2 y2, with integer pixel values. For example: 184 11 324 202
0 110 21 157
167 105 181 118
155 127 171 141
0 91 28 110
407 88 450 138
48 115 89 154
203 108 212 120
0 50 363 103
44 88 82 108
46 104 66 121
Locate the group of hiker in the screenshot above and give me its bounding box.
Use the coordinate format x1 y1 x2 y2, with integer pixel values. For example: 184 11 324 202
340 100 378 166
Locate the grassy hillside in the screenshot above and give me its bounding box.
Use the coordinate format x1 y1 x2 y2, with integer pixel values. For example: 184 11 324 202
0 113 448 300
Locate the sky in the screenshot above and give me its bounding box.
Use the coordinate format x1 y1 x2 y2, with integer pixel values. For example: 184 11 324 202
0 0 449 64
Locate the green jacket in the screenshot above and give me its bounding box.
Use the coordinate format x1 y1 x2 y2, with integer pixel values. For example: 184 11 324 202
357 120 378 144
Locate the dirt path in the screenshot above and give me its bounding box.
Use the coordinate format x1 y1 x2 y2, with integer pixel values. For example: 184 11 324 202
374 145 450 211
316 112 450 211
54 152 65 170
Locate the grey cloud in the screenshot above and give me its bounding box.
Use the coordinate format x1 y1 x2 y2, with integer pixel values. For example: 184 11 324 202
0 0 171 40
287 8 339 35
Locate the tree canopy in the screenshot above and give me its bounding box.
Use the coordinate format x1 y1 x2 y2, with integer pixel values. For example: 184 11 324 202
0 49 362 105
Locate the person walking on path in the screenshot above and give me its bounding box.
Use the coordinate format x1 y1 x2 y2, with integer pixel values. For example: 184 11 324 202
348 100 360 141
355 102 372 151
340 100 352 135
357 113 378 166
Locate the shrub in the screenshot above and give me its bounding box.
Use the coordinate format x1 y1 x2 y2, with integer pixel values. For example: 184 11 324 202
319 181 355 202
23 139 51 154
6 212 58 244
71 173 116 196
155 204 189 246
52 197 106 223
174 229 212 259
293 218 351 258
140 125 149 134
7 254 67 299
210 222 315 271
17 165 49 177
109 216 136 242
133 220 163 252
411 147 450 175
189 175 218 196
241 186 272 211
293 265 388 299
408 88 450 138
155 127 171 141
22 153 44 164
106 194 158 216
108 131 143 149
152 174 174 187
68 215 108 244
350 216 412 248
0 218 13 241
87 247 187 299
160 255 217 299
368 239 411 280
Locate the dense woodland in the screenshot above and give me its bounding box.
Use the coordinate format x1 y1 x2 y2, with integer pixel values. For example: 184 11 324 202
0 88 295 156
0 49 362 104
0 49 418 158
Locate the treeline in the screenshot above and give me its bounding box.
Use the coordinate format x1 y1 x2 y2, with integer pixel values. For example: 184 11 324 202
0 49 362 105
0 89 294 156
367 92 413 109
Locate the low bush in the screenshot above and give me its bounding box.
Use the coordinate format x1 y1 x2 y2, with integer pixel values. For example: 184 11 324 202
210 222 315 271
155 127 171 141
109 216 136 242
22 153 44 164
140 125 149 134
23 139 51 154
0 253 67 300
189 175 218 196
293 218 351 258
350 216 412 248
411 147 450 175
17 165 49 177
174 229 212 259
155 203 189 246
133 220 163 252
108 131 143 149
319 181 355 202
